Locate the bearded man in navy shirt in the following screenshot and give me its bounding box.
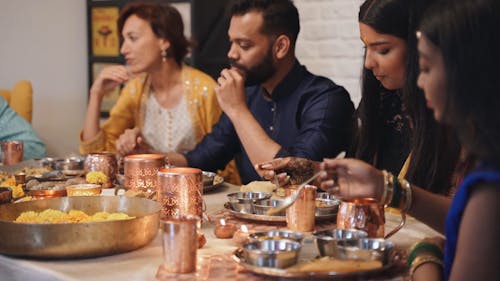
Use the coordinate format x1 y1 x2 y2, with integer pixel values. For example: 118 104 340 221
167 0 354 184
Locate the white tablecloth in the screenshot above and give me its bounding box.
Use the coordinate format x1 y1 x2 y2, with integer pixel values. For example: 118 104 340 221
0 183 442 281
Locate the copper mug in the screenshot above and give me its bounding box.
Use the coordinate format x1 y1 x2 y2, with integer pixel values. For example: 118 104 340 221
1 140 24 165
84 152 117 188
157 167 203 219
122 154 166 193
285 184 317 232
336 198 405 238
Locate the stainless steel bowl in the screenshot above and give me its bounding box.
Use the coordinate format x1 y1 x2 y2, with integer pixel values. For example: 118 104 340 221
243 239 301 268
315 197 340 216
314 228 368 257
253 199 286 216
249 230 304 243
202 171 215 187
227 192 272 213
54 156 85 170
333 238 395 264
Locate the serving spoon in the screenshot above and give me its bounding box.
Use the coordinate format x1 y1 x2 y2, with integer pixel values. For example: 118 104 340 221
266 151 346 215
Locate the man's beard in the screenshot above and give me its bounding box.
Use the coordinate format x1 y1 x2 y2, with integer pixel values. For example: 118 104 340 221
229 48 276 86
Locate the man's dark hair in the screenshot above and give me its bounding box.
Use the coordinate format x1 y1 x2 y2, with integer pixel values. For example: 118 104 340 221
229 0 300 48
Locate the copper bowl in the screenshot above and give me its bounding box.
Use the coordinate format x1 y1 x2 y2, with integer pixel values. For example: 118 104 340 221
28 188 67 199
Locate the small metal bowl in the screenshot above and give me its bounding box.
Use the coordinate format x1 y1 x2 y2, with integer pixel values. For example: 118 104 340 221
227 192 272 213
202 171 215 187
249 230 304 243
54 156 85 171
253 199 286 216
333 238 395 264
314 228 369 257
66 184 102 196
0 187 13 204
315 197 340 216
243 239 301 268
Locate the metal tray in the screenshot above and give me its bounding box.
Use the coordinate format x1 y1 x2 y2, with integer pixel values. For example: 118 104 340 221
232 247 401 279
224 202 336 223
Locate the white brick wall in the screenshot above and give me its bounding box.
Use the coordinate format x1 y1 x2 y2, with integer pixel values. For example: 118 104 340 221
295 0 364 105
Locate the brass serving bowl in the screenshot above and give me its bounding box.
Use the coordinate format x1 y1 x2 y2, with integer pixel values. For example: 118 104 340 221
0 196 161 258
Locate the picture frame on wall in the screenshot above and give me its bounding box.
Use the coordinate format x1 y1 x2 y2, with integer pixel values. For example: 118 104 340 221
90 6 120 57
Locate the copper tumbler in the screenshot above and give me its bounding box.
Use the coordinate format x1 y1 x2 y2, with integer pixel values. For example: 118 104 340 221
1 140 24 165
123 154 166 193
337 198 406 239
84 152 117 188
160 215 199 273
157 167 203 219
286 184 317 232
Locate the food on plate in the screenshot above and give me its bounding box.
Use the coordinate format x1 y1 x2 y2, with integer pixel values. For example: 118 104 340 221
15 209 135 224
286 256 383 273
240 181 275 194
86 171 108 185
0 177 24 198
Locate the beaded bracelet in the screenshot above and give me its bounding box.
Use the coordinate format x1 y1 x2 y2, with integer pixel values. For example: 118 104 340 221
407 241 444 267
409 254 444 279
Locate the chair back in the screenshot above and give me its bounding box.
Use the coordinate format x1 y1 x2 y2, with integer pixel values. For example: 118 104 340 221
0 80 33 123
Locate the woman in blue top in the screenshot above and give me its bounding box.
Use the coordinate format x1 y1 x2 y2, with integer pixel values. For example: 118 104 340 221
414 0 500 279
316 0 500 280
0 97 46 160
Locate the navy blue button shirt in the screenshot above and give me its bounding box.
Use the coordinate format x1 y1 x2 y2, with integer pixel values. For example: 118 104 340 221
186 61 354 184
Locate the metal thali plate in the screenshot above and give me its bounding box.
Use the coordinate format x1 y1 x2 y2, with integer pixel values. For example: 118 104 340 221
231 247 402 279
224 202 336 223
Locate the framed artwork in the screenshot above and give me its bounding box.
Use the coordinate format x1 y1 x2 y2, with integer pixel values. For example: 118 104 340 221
91 6 120 57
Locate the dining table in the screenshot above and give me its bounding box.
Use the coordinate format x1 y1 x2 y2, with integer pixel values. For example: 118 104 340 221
0 181 443 281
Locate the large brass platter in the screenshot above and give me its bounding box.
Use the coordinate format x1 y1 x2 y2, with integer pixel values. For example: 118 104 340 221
0 196 161 258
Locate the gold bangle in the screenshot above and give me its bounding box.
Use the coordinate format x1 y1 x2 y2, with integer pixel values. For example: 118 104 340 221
380 170 394 205
409 255 444 279
400 178 413 213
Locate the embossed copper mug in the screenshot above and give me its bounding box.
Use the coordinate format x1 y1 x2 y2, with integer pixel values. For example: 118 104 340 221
157 167 203 219
1 140 24 165
84 152 117 188
336 198 405 238
123 154 166 193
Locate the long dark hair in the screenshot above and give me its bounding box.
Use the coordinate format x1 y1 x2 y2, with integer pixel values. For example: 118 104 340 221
419 0 500 168
355 0 461 194
354 0 409 168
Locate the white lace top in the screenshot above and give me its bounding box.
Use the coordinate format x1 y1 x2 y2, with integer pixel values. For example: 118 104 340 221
142 91 197 154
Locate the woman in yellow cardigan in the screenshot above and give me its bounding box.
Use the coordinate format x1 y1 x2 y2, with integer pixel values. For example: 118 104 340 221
80 2 239 184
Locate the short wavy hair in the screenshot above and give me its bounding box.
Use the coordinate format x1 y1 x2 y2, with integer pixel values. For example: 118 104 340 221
118 2 190 65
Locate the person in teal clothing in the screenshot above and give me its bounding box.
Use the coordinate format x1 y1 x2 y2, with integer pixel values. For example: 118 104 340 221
0 97 46 160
